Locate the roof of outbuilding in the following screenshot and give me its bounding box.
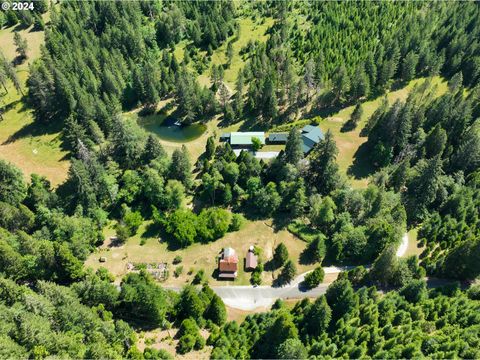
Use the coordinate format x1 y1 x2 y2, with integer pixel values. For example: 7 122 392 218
230 132 265 145
219 259 238 272
246 251 258 269
268 133 289 142
302 125 318 133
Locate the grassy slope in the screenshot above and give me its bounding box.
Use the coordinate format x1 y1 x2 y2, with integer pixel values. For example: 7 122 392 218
320 77 448 188
174 16 273 89
272 76 449 188
0 17 69 186
85 218 316 287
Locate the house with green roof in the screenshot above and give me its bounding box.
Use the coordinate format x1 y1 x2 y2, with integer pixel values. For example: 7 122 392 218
220 132 266 148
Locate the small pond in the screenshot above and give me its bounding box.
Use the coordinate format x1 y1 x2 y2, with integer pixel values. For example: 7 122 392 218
137 114 206 143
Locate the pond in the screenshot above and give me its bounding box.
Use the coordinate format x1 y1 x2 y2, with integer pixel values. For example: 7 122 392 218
137 114 206 143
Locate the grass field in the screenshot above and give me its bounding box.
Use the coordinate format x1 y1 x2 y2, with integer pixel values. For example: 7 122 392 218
318 76 448 188
0 16 69 186
402 228 424 258
271 76 449 188
85 218 317 287
175 16 273 89
137 327 211 360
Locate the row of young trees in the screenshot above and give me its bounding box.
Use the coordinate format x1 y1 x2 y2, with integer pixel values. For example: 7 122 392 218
360 77 480 280
209 278 480 359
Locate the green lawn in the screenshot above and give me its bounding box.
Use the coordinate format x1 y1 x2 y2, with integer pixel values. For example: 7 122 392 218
0 17 69 186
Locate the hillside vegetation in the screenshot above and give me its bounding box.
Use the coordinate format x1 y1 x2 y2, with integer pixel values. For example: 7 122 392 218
0 1 478 358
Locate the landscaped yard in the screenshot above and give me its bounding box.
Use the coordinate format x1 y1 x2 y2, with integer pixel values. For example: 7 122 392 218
85 218 316 287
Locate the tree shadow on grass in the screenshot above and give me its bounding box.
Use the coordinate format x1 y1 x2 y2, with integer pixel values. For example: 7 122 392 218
347 142 376 181
299 245 317 266
2 116 66 145
264 258 278 272
141 221 161 239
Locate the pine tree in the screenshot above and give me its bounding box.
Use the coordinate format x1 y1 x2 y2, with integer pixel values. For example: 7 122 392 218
226 42 234 66
143 134 166 163
304 59 316 101
205 136 216 160
351 65 370 100
205 294 227 326
273 243 289 268
280 260 296 284
13 32 28 61
401 51 419 82
284 127 303 165
308 130 341 195
170 145 193 190
349 103 363 129
332 65 350 104
261 78 278 120
424 124 447 158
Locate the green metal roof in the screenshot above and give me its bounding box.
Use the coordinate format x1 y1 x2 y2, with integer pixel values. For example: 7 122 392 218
230 132 265 145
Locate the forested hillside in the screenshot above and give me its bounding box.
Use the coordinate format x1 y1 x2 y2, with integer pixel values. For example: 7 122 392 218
0 0 479 358
209 279 480 359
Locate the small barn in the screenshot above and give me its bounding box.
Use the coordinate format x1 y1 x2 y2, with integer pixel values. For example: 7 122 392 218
267 133 288 144
218 247 239 279
245 247 258 271
229 132 265 149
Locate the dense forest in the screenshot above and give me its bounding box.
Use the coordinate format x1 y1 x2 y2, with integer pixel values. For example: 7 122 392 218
0 0 479 358
209 279 480 359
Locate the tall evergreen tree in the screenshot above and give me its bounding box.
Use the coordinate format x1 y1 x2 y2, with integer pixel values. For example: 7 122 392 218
308 130 342 195
284 128 303 165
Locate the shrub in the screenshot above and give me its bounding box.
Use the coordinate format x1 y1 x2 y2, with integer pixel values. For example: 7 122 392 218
192 269 206 284
273 243 289 268
277 260 296 285
287 220 321 243
229 213 246 232
173 255 183 264
115 222 130 243
196 208 232 242
177 334 196 354
174 266 183 278
250 263 264 286
122 204 143 235
304 267 325 289
467 284 480 300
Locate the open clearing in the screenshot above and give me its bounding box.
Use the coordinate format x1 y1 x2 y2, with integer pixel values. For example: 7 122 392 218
85 218 317 287
0 16 69 186
174 16 274 89
320 76 448 188
137 327 211 360
270 76 448 188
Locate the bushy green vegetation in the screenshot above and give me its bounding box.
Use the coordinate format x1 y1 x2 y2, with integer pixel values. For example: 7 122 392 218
0 1 479 357
209 279 480 359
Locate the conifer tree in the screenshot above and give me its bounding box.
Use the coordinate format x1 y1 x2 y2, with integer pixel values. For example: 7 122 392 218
284 127 303 165
308 130 342 195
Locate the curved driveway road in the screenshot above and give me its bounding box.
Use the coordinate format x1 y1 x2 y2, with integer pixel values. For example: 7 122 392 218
211 233 409 310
